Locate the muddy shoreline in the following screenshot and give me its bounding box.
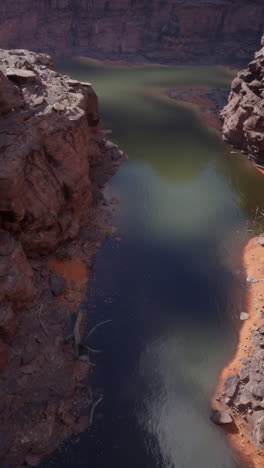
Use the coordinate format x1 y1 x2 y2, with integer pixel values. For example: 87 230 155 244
167 88 229 130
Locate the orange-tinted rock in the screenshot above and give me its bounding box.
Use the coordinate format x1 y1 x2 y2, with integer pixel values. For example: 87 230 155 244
0 1 263 63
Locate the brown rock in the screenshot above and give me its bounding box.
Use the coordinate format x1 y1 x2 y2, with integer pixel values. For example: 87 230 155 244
0 231 35 308
0 47 125 468
0 48 112 254
0 339 9 371
49 273 66 297
222 39 264 165
0 303 17 342
0 2 263 64
211 409 233 425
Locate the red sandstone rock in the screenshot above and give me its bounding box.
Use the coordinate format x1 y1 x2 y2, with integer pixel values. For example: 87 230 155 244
0 49 125 467
0 49 120 254
221 37 264 165
0 1 263 64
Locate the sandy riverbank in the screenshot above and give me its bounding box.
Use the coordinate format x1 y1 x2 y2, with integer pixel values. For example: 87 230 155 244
212 237 264 468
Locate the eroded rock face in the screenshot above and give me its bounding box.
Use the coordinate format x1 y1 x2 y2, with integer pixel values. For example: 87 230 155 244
0 1 263 64
0 48 122 254
0 49 125 467
221 37 264 165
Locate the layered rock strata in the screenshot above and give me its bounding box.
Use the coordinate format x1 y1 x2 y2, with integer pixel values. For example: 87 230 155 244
221 37 264 166
0 49 125 467
0 1 264 64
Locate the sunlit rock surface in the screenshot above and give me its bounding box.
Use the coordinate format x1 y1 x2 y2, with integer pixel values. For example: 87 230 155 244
221 37 264 165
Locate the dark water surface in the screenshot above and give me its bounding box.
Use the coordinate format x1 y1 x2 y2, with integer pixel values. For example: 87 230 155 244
45 60 264 468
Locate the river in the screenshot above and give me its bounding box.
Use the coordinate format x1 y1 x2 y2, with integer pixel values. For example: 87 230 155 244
44 59 264 468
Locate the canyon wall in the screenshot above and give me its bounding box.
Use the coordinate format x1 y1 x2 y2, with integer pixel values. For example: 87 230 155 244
0 1 264 63
0 49 124 467
221 37 264 165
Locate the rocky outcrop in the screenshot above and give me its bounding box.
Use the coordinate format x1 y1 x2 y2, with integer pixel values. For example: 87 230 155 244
212 237 264 467
0 49 125 467
0 48 122 254
221 37 264 166
0 1 264 64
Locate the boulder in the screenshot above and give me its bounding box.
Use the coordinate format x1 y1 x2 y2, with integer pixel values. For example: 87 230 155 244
211 409 233 425
0 48 107 254
6 68 36 84
0 1 264 64
240 312 249 321
224 374 239 398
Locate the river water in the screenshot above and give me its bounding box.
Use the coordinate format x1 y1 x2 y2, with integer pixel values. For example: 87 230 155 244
45 60 264 468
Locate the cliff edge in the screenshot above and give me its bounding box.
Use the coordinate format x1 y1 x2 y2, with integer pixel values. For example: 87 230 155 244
0 49 125 467
221 37 264 167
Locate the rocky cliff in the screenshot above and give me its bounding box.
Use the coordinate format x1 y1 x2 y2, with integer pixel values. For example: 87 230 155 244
0 0 264 63
0 49 124 467
221 37 264 166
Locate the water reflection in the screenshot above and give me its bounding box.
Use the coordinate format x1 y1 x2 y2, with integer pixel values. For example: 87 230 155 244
45 60 264 468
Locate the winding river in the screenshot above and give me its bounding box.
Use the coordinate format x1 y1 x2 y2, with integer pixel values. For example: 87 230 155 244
44 60 264 468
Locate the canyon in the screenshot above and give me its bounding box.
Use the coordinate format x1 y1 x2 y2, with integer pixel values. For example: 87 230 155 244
1 5 264 465
0 1 264 64
0 48 125 467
